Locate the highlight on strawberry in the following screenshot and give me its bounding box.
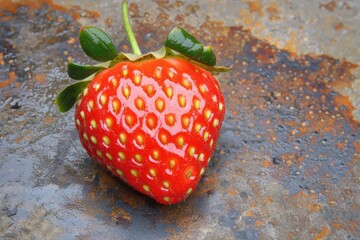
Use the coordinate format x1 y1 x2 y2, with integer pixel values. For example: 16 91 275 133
56 0 231 204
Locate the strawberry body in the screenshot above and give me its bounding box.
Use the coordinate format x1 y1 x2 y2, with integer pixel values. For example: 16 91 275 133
75 57 225 204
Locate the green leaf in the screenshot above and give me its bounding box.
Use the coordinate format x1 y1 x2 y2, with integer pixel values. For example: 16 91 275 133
79 26 118 62
68 62 104 80
55 80 91 112
165 27 217 66
199 46 216 66
165 27 203 58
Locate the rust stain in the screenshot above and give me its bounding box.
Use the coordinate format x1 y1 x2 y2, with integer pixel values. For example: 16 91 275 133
0 52 4 65
97 171 119 192
318 58 356 90
348 221 359 233
70 5 100 20
334 22 345 31
247 0 264 16
266 2 280 14
319 0 337 12
332 220 359 233
262 159 272 168
14 129 32 143
0 0 68 16
105 18 113 28
248 180 262 199
287 232 296 240
311 226 331 240
245 210 254 217
195 172 219 196
255 220 264 226
333 95 356 123
111 208 132 227
44 116 53 124
286 191 322 213
228 189 238 195
0 71 16 88
331 222 346 230
67 37 76 44
0 0 100 20
307 202 321 212
335 141 345 151
264 195 272 205
34 73 47 84
353 141 360 153
162 204 207 240
266 2 281 22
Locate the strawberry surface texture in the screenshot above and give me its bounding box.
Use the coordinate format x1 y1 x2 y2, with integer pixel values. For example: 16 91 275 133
75 57 225 204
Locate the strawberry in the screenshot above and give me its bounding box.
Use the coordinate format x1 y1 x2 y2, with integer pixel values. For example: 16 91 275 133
56 0 230 204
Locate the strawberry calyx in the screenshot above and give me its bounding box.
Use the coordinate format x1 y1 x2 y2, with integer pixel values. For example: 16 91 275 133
68 62 105 80
108 47 231 73
55 0 231 113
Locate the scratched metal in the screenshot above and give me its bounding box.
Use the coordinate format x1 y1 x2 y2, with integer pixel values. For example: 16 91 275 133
0 0 359 239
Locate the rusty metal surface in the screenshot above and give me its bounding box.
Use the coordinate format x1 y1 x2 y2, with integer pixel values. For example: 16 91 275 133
0 0 359 239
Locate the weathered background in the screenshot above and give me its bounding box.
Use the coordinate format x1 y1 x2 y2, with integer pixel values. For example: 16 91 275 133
0 0 359 239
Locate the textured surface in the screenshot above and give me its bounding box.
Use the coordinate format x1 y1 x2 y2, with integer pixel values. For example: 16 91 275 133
0 0 359 239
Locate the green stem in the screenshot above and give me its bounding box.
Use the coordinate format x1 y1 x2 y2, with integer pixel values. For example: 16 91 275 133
122 0 141 55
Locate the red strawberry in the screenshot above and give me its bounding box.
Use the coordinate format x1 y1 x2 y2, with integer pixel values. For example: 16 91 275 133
56 0 230 204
